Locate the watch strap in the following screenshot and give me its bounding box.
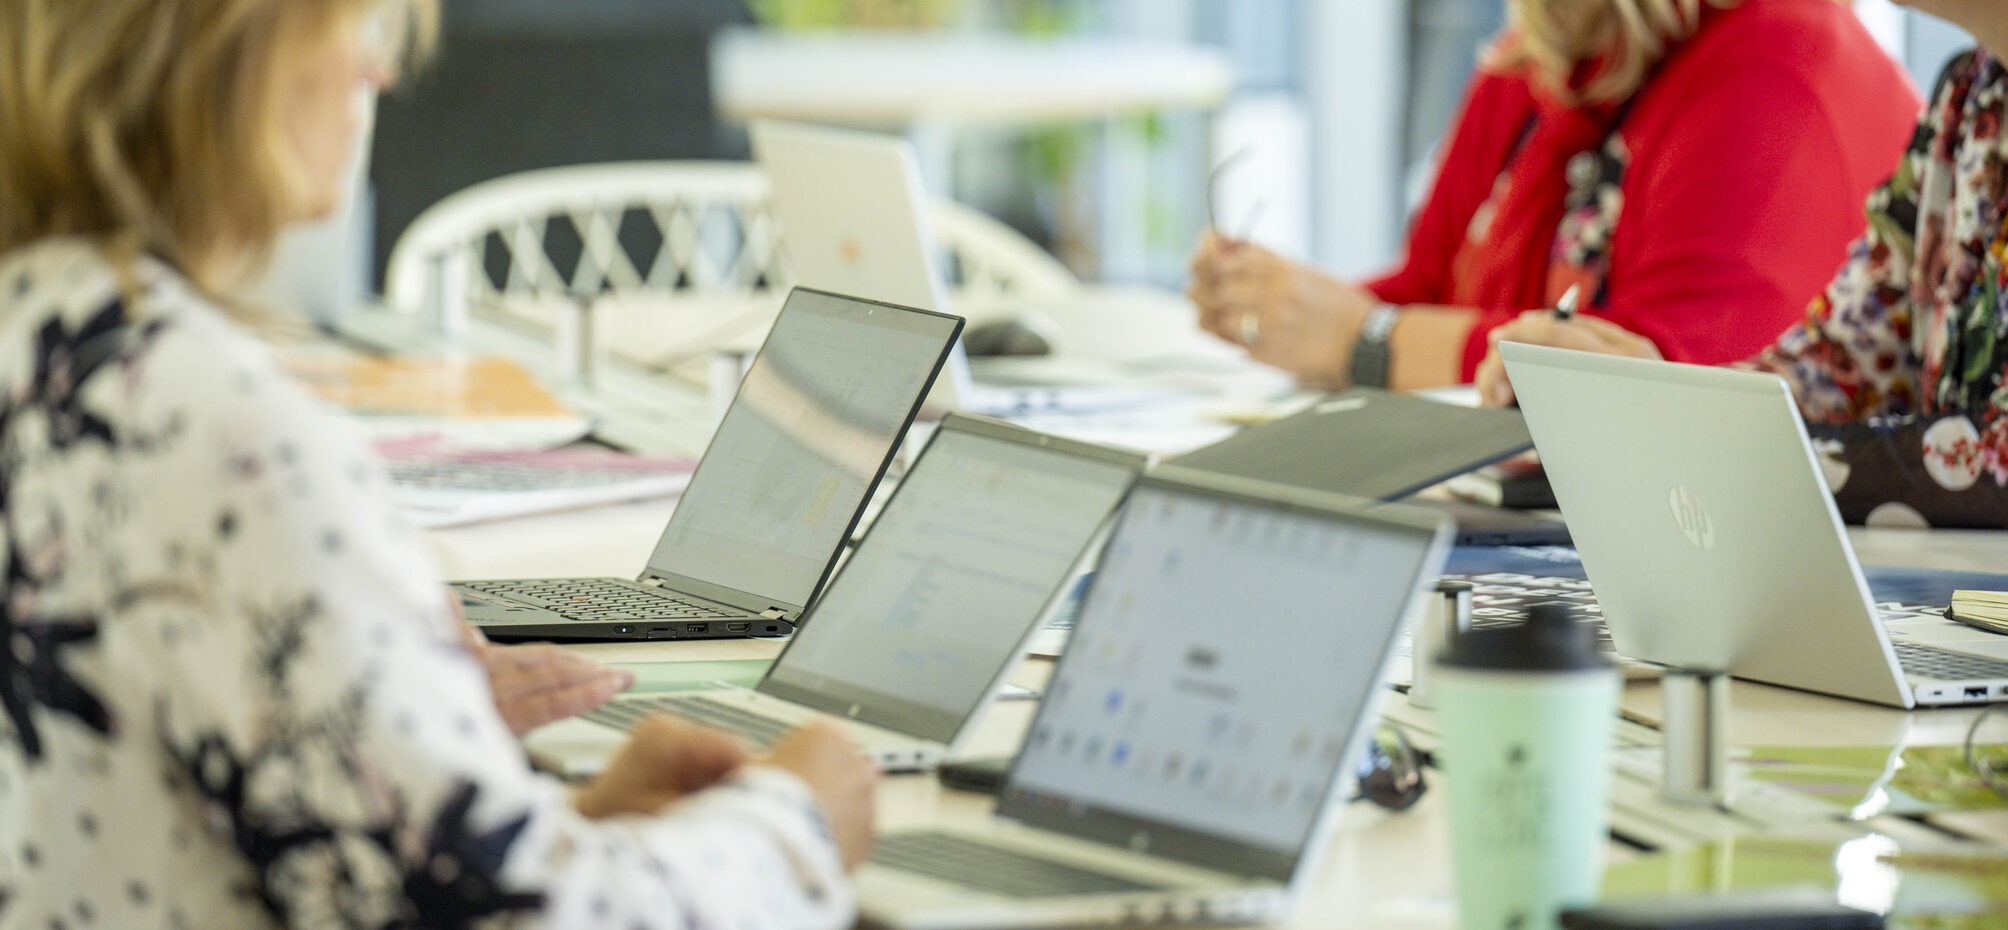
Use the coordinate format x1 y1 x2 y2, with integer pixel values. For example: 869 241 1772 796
1348 303 1400 388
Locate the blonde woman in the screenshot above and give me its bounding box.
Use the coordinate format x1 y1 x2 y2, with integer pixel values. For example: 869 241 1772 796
0 1 874 928
1188 0 1920 391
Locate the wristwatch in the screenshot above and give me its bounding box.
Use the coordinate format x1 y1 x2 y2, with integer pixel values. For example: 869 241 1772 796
1348 303 1401 388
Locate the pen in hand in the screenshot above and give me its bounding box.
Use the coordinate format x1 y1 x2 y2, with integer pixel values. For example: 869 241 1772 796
1551 283 1583 322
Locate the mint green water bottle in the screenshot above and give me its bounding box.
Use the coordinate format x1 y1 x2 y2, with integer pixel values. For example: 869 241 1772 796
1437 603 1618 930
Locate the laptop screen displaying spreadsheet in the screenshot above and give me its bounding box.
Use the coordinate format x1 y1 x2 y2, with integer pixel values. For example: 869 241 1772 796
760 424 1140 742
643 288 958 611
998 477 1445 880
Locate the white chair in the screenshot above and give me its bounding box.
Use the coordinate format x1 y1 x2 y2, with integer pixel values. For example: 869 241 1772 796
383 160 1080 365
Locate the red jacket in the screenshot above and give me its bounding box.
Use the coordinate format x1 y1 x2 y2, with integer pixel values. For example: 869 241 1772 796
1367 0 1922 379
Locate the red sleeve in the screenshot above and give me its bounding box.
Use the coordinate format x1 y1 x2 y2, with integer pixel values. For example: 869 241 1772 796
1555 21 1919 371
1364 70 1535 307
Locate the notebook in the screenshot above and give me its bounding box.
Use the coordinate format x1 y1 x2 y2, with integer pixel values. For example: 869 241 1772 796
455 287 961 641
855 466 1453 929
521 414 1145 775
1501 342 2008 708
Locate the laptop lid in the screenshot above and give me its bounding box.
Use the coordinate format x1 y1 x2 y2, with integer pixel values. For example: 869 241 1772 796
750 119 977 412
757 413 1146 742
639 287 962 618
994 466 1453 883
1167 388 1536 502
1499 342 1913 707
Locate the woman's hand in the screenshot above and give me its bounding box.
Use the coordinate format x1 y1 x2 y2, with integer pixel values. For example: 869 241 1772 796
574 715 754 818
1475 311 1662 407
479 641 634 736
764 722 879 871
450 599 633 736
1187 231 1379 385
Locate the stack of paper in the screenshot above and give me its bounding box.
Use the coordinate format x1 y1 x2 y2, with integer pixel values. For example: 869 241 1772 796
1949 590 2008 634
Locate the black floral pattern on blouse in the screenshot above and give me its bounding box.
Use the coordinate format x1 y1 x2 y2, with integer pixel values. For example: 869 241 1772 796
0 298 163 761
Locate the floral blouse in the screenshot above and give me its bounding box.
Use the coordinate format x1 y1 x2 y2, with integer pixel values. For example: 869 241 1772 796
0 240 852 929
1748 50 2008 527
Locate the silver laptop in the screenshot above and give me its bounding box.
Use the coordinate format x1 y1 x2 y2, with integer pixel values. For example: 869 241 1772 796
1501 342 2008 708
750 119 1184 418
456 287 961 641
856 466 1452 930
522 414 1146 775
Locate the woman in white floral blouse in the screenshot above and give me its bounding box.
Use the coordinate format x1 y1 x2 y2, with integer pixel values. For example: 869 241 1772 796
1478 1 2008 528
0 1 877 928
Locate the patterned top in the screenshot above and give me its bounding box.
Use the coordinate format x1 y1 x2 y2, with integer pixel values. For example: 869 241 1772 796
0 240 852 929
1748 50 2008 523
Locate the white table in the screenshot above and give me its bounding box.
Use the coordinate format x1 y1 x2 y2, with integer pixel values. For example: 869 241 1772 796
710 30 1233 128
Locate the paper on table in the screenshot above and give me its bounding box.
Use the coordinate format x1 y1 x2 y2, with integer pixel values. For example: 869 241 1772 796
283 351 593 449
1600 834 2008 926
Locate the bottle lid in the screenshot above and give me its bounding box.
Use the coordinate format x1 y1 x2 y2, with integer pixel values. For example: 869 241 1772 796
1437 602 1611 672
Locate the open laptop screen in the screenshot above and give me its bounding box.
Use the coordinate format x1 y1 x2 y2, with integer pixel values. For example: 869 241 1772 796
998 475 1446 881
759 420 1141 742
643 288 959 612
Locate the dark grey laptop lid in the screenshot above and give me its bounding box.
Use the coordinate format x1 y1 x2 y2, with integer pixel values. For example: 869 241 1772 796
637 288 962 618
1168 388 1534 502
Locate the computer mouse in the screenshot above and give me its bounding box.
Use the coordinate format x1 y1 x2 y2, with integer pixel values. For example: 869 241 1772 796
963 313 1058 357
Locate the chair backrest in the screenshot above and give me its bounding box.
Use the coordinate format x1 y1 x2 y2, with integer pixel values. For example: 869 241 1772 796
383 160 1080 333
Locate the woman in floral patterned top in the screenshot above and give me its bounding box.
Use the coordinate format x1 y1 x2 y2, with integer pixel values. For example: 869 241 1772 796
0 1 877 928
1480 1 2008 527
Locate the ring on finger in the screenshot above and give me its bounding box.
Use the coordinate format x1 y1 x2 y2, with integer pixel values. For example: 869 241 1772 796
1238 314 1262 347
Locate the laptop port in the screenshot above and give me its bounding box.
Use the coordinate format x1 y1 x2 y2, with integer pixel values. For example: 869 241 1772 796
763 624 782 634
725 622 751 634
1966 685 1988 699
686 623 709 635
648 627 674 637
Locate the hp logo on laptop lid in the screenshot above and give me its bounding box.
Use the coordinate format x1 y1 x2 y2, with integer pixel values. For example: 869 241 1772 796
1668 486 1715 549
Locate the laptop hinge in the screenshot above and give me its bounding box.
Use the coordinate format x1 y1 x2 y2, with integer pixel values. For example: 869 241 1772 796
641 577 667 587
759 608 788 620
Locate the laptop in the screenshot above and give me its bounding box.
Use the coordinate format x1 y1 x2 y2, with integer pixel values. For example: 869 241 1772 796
456 287 962 641
1500 342 2008 708
750 119 1187 418
1168 387 1568 545
522 414 1146 775
856 466 1453 930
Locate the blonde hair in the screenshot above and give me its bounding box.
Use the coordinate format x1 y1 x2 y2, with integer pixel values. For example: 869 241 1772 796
0 0 436 296
1488 0 1833 105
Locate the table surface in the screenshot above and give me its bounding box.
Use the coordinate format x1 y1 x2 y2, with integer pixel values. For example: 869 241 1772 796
443 487 2008 929
404 287 2008 928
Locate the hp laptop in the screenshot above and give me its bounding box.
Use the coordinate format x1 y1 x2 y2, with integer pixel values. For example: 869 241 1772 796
856 466 1453 930
456 287 961 641
1168 387 1568 546
1501 342 2008 708
522 414 1146 775
750 119 1186 418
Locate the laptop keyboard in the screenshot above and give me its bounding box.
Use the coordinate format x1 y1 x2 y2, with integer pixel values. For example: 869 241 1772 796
873 832 1168 898
1447 571 1948 648
389 459 665 493
463 578 731 622
582 694 794 746
1891 641 2008 681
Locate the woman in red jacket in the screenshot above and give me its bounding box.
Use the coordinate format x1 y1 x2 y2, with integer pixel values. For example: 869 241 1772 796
1188 0 1920 392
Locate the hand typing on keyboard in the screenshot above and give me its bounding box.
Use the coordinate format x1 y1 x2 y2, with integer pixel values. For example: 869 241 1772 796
765 723 880 871
574 718 880 871
451 592 633 735
575 716 754 818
